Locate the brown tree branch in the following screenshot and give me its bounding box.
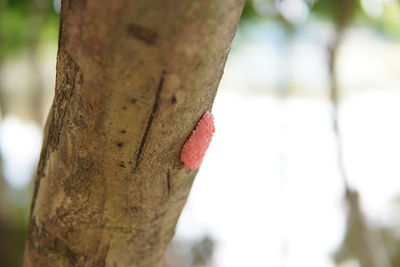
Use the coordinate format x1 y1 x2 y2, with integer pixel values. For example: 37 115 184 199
23 0 244 266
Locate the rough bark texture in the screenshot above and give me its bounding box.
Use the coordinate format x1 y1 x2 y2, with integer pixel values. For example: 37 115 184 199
24 0 244 266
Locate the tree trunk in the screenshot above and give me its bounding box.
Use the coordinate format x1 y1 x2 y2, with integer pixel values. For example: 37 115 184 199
23 0 244 266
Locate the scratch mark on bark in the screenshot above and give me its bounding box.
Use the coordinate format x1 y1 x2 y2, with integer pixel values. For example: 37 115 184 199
175 195 189 203
94 241 110 267
167 170 171 197
134 71 165 170
127 24 158 45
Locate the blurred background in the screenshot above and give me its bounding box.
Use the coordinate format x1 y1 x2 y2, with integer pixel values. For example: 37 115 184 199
1 0 400 266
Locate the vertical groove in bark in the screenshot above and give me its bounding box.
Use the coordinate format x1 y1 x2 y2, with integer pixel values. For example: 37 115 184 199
134 70 166 171
24 0 245 266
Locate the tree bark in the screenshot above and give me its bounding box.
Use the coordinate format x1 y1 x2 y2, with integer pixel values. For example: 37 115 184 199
23 0 244 266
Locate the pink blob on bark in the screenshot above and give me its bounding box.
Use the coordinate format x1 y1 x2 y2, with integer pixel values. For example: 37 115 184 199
180 112 215 170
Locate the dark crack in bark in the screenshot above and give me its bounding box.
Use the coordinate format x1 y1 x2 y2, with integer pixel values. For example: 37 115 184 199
127 24 158 46
134 71 165 170
166 170 172 197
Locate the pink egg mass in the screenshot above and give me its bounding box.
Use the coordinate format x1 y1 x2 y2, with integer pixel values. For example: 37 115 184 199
180 112 215 170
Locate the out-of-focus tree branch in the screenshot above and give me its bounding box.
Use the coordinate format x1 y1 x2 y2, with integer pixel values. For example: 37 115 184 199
328 1 391 266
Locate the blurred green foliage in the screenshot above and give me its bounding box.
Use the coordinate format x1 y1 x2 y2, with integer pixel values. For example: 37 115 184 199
240 0 400 39
312 0 359 25
0 0 59 60
241 0 260 22
378 1 400 39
